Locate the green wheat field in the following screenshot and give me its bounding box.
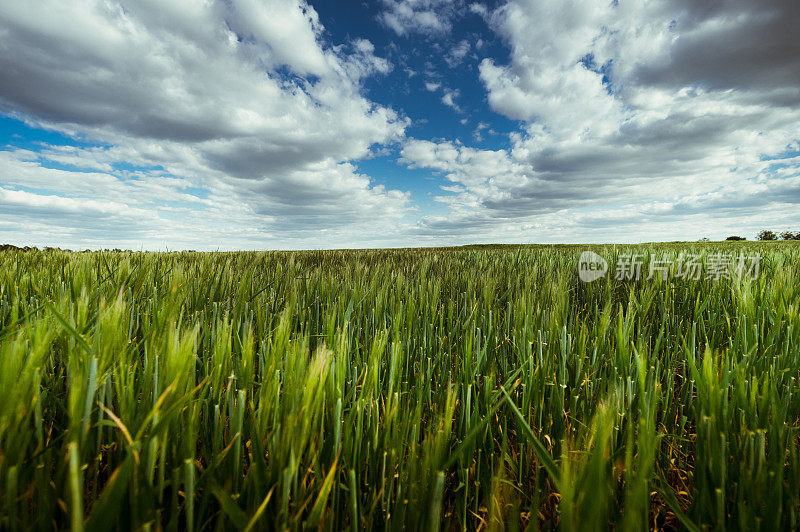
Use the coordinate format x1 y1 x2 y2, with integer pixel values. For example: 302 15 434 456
1 243 800 531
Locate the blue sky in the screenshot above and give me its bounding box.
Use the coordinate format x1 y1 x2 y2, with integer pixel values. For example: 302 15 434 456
1 0 799 250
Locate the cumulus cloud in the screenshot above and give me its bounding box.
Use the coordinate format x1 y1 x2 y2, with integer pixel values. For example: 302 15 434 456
472 122 489 142
445 39 471 67
401 0 800 240
379 0 463 36
441 88 462 112
0 0 411 247
0 147 416 250
468 3 488 17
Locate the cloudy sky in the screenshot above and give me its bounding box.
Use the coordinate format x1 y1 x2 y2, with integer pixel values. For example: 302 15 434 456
1 0 799 249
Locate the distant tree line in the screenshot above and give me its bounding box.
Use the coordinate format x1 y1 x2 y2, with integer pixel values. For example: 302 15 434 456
0 244 133 252
0 244 65 252
755 230 800 241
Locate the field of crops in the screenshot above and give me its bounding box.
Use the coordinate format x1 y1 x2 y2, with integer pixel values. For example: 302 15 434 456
1 243 799 530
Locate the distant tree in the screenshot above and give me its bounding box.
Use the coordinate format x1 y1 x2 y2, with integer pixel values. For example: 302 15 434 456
780 231 799 240
726 236 746 241
757 230 777 241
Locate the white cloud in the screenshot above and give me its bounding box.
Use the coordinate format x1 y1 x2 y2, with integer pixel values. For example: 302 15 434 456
441 88 461 111
445 39 471 67
0 0 413 247
472 121 488 141
400 0 800 241
0 148 415 250
379 0 463 36
469 3 488 18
